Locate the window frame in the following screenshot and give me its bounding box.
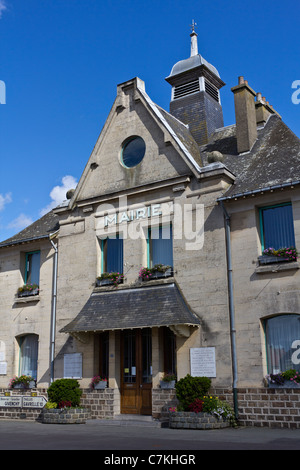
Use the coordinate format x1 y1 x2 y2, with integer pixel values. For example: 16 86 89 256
18 334 39 380
263 314 300 375
259 202 295 253
147 224 173 269
24 250 41 285
100 234 123 274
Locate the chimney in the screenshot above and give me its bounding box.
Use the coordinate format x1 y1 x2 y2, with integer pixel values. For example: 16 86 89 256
255 92 281 125
231 77 257 153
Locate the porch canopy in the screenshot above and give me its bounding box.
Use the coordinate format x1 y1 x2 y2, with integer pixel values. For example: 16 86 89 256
60 283 200 334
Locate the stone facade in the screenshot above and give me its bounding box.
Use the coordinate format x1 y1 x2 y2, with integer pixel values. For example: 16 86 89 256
0 32 300 427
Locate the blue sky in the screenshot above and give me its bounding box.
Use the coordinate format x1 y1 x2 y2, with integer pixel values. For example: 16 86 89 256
0 0 299 241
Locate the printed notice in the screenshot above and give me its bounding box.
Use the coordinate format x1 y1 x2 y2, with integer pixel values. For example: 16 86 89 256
190 347 216 377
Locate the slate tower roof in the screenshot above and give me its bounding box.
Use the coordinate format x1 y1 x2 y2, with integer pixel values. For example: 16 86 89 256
165 25 225 147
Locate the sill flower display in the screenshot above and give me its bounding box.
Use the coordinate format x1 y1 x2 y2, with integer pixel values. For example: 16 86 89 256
96 272 124 287
17 284 39 294
263 246 298 261
89 375 107 389
9 375 35 388
139 264 172 280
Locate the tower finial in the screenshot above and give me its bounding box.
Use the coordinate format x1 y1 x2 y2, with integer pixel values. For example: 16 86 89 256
190 19 197 33
190 20 198 57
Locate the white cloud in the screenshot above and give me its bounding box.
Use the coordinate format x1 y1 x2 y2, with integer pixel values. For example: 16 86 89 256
0 192 12 211
40 175 78 216
0 1 7 19
7 213 33 230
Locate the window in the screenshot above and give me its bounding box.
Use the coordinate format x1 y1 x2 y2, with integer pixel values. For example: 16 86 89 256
121 136 146 168
260 203 295 252
18 334 38 380
25 251 40 285
148 225 173 268
101 235 123 273
265 315 300 374
164 327 177 376
98 332 109 380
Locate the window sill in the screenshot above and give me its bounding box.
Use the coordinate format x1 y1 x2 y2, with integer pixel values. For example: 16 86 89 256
255 261 300 274
14 295 40 304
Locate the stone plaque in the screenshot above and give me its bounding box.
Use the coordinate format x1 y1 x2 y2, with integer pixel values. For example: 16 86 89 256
190 347 216 378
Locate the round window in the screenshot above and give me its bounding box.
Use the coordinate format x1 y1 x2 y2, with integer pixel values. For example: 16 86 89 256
121 136 146 168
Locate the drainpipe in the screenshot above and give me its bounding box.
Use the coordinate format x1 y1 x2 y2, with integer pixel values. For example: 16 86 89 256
49 234 58 384
219 201 239 419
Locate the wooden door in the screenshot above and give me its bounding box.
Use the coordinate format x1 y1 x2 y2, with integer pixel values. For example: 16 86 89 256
121 329 152 415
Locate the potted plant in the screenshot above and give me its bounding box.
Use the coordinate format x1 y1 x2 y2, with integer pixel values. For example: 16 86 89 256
160 373 176 389
266 369 300 388
9 375 36 389
90 375 108 390
96 272 124 287
17 284 39 297
259 247 298 265
139 264 172 281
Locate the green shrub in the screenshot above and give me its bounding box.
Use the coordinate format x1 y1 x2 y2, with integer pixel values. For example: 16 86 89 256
44 401 57 409
175 374 211 411
47 379 82 407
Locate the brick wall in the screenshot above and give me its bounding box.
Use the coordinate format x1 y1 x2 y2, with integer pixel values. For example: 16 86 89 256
1 387 300 428
81 388 118 419
212 387 300 429
0 388 47 421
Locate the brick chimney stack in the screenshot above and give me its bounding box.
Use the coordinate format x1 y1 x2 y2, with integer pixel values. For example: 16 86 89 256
255 92 281 125
231 77 257 154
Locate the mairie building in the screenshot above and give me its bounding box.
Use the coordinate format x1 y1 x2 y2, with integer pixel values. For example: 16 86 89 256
1 28 300 427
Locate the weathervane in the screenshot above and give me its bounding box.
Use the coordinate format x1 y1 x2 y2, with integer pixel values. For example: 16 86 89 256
190 20 197 33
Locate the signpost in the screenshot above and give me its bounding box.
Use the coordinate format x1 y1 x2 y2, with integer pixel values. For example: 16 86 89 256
0 395 47 408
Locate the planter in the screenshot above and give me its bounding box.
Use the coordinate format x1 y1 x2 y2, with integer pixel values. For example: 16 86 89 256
259 256 291 265
18 288 39 298
169 411 230 430
151 268 172 279
142 267 173 281
41 408 91 424
267 379 300 389
94 381 107 390
13 381 35 389
96 279 115 287
160 380 175 389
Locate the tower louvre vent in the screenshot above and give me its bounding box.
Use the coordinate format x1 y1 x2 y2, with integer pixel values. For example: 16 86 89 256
205 80 219 102
173 79 200 100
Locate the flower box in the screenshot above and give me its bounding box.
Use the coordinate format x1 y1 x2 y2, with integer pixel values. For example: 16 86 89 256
18 287 39 297
139 265 173 281
259 247 298 265
160 380 175 389
268 380 300 389
89 375 108 389
151 267 173 279
96 273 124 288
258 256 290 265
94 380 107 390
96 278 115 287
10 377 36 389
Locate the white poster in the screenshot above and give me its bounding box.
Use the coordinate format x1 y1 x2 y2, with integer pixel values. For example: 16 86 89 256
64 353 82 379
190 347 216 378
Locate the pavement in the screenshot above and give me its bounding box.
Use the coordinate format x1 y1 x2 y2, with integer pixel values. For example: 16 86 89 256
0 417 300 453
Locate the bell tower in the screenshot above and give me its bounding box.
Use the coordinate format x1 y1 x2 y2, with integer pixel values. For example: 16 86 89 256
165 22 225 146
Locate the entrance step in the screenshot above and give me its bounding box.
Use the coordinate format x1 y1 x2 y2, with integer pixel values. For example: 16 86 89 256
92 414 166 427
